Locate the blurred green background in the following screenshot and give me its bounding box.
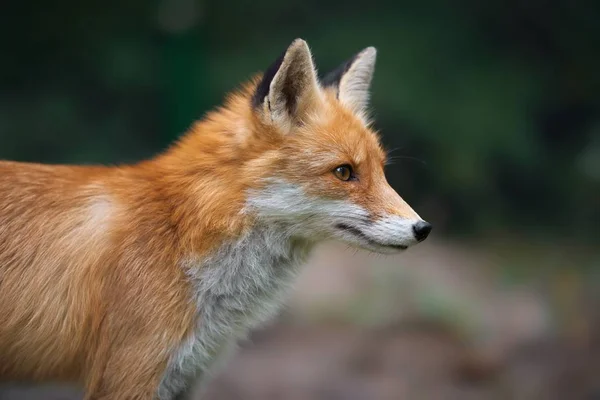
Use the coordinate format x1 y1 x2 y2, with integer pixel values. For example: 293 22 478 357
0 0 599 399
1 0 599 238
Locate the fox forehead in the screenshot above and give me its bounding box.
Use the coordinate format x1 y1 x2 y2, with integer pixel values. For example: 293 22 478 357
287 94 387 170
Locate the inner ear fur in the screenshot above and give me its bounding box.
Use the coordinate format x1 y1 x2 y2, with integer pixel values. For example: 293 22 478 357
252 39 322 130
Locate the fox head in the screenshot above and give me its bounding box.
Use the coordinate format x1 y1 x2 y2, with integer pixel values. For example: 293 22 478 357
171 39 431 253
237 39 431 253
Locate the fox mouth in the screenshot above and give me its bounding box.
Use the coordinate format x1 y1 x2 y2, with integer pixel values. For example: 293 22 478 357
335 223 408 251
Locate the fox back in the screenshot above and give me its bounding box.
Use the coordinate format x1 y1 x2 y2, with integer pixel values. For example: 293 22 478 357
0 39 431 399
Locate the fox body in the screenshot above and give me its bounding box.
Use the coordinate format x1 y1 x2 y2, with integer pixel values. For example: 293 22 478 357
0 39 431 399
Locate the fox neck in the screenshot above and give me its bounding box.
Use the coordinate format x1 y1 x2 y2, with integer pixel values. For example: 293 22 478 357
141 98 275 256
185 223 312 318
158 223 312 398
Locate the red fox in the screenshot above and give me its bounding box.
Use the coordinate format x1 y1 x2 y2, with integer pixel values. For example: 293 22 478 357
0 39 431 399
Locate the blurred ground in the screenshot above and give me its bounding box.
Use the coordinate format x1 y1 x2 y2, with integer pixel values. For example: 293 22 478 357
1 240 598 400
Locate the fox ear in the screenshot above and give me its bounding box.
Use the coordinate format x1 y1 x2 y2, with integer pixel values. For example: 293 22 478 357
252 39 321 131
322 47 377 115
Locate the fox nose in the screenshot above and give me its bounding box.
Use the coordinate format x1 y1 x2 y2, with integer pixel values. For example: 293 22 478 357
412 221 432 242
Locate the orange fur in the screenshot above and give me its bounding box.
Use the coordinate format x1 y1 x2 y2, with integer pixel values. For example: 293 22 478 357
0 42 422 399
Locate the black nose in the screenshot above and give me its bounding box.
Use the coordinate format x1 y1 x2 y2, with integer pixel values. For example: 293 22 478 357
413 221 432 242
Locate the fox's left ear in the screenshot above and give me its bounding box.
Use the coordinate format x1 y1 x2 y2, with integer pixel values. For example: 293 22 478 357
252 39 322 132
322 47 377 115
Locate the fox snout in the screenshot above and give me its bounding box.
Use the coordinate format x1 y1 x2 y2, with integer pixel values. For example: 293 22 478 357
336 212 432 254
390 192 432 244
359 182 432 250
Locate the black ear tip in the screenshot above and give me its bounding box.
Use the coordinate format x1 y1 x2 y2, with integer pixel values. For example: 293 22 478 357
251 49 286 109
321 54 357 89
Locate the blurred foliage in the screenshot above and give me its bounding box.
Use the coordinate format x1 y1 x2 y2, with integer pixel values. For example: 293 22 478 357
0 0 598 240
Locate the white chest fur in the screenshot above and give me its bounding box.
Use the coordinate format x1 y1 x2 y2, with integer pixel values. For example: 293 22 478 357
157 227 311 399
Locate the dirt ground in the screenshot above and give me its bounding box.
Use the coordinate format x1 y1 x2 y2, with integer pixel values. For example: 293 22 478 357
205 322 600 400
1 321 598 400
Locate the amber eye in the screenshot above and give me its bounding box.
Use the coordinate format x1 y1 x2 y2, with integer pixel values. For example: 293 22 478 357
333 165 354 181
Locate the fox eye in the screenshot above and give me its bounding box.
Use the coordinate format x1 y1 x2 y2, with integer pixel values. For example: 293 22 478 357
333 165 355 181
